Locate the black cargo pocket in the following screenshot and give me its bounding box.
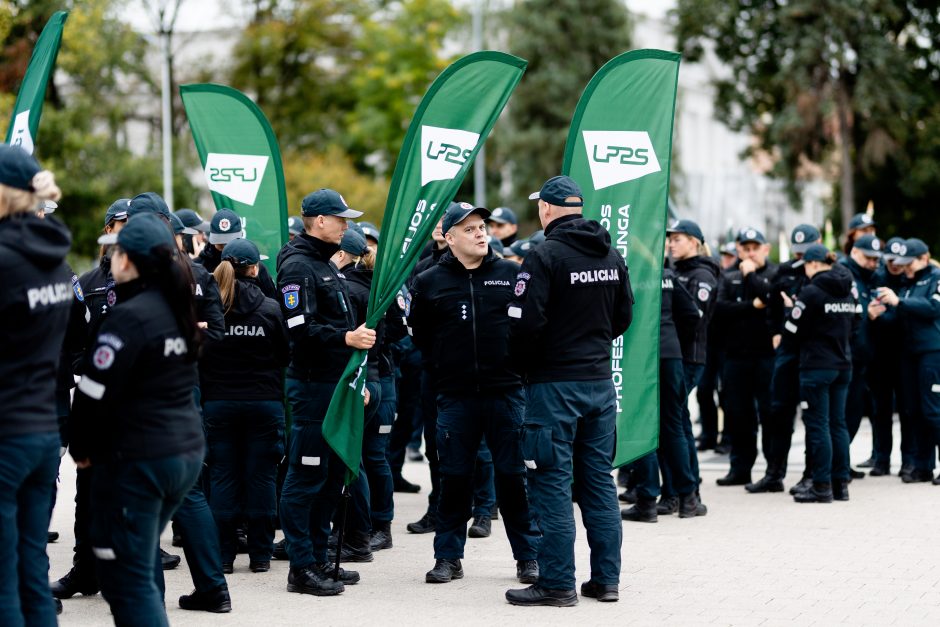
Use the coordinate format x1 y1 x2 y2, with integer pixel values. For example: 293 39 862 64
288 422 326 468
521 425 554 471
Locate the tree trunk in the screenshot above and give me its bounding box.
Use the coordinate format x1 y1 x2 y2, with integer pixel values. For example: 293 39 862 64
836 83 855 231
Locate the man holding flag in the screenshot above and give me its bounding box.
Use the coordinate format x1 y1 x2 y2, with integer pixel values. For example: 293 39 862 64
506 175 633 607
275 188 375 596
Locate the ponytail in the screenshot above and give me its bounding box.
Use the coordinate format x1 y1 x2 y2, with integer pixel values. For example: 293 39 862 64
360 248 376 270
130 245 202 361
697 241 711 257
214 260 236 315
824 251 838 265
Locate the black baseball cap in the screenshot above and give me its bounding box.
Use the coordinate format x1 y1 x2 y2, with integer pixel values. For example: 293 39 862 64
528 175 583 207
488 236 505 257
883 237 906 262
801 243 831 263
175 209 210 233
301 189 362 219
508 239 534 259
104 198 130 226
736 227 767 245
666 219 704 243
790 224 821 254
848 213 876 230
221 238 261 266
102 213 176 260
442 201 490 234
852 234 883 258
127 192 171 220
489 206 517 225
339 229 369 256
893 238 929 265
168 212 187 235
359 222 380 243
287 216 303 236
0 143 40 191
720 242 737 256
209 209 243 245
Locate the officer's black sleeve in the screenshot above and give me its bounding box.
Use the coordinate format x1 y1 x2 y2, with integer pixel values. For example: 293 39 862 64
715 273 751 319
783 288 815 340
767 273 787 336
65 274 89 377
69 312 144 462
384 288 409 344
258 264 277 299
897 278 940 319
508 251 551 372
745 268 773 305
267 301 291 368
612 264 634 339
673 277 700 344
197 273 225 345
405 274 432 356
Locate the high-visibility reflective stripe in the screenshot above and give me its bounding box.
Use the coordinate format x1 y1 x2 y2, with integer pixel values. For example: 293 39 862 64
93 547 116 560
77 376 105 400
301 456 321 466
784 321 798 334
508 306 522 319
287 315 305 328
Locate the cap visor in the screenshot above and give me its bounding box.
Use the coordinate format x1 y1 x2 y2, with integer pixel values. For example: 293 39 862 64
336 208 363 219
528 191 541 200
194 223 211 233
791 258 806 268
488 216 511 224
209 231 243 245
790 243 812 254
97 233 119 245
892 256 915 265
860 250 883 258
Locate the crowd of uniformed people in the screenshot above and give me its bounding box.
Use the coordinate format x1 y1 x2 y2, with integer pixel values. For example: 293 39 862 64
2 140 939 625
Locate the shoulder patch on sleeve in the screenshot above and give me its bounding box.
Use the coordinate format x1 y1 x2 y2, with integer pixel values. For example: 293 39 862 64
92 345 116 370
71 275 84 302
281 283 301 310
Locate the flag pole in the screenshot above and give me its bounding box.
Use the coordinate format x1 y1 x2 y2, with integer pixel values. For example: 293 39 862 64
332 481 352 581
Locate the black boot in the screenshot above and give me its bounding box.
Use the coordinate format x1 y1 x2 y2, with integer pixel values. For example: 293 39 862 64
393 476 421 493
313 562 360 584
370 521 393 551
50 566 99 599
617 487 637 504
179 587 232 613
656 495 678 515
328 531 374 563
287 566 344 596
793 482 833 503
716 471 751 486
678 493 708 518
621 498 658 523
272 538 288 560
745 475 785 494
789 476 812 495
468 515 492 538
425 558 463 583
505 584 578 607
160 548 181 570
832 479 850 501
406 511 436 534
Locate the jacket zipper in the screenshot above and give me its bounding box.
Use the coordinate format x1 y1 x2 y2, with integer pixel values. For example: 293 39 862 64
469 272 480 391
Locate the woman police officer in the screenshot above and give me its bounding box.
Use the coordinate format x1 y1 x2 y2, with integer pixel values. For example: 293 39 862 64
783 244 857 503
69 212 205 626
0 144 66 626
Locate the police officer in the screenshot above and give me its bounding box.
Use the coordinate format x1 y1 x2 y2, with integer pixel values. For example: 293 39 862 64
506 176 633 606
749 224 820 494
198 208 276 298
783 244 856 502
201 238 290 573
714 227 777 486
408 202 540 586
869 238 940 484
488 206 519 246
842 213 877 257
0 145 67 626
69 213 209 623
276 189 373 595
174 208 210 259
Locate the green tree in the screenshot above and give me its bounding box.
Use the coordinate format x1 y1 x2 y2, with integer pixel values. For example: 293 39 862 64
498 0 631 220
675 0 940 246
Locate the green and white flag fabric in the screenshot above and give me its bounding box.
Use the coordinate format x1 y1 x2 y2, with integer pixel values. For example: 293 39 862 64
562 49 681 467
323 51 527 481
180 84 288 275
4 11 68 154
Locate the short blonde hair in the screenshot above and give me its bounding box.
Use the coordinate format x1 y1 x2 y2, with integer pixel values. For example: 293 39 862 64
0 170 62 219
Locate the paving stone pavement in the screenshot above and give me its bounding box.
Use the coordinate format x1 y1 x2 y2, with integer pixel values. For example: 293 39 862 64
48 419 940 626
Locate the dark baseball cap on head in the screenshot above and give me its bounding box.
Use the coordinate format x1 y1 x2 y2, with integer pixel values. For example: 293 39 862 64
209 209 243 245
100 213 176 259
801 243 831 263
528 175 583 207
339 229 369 256
175 209 209 232
848 213 876 230
509 239 534 258
127 192 171 220
167 213 187 235
790 224 821 254
720 242 737 256
528 230 546 245
0 143 41 191
170 212 200 236
442 201 490 234
893 238 929 265
666 219 704 243
359 222 380 243
489 206 517 225
852 234 883 258
287 216 303 236
104 198 130 226
488 236 505 256
301 189 362 219
221 238 261 266
736 227 766 245
883 237 906 261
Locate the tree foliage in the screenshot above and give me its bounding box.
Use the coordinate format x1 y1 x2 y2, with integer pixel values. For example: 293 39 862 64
675 0 940 246
498 0 631 220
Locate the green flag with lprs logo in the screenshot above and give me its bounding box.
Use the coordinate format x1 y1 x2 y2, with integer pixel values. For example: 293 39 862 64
4 11 68 155
323 51 528 481
562 49 681 467
180 84 288 275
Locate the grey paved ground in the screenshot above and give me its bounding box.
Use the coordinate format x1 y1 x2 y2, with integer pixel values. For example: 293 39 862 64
48 420 940 626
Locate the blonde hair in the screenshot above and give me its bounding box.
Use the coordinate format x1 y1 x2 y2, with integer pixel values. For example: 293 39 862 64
0 170 62 219
359 248 376 270
213 259 255 315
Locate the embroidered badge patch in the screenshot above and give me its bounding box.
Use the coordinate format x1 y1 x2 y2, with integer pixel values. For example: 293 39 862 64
93 345 115 370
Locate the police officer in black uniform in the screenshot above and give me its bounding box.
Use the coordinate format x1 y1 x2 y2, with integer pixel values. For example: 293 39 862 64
197 208 276 298
0 145 68 626
69 213 209 624
276 189 373 595
749 224 820 494
506 176 633 607
488 206 519 247
869 238 940 484
714 228 777 486
408 202 541 586
201 238 289 574
783 244 856 503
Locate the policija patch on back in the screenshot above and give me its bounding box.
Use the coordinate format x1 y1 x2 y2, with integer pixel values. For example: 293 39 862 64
569 268 620 285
